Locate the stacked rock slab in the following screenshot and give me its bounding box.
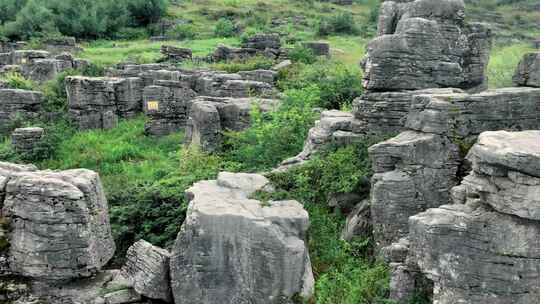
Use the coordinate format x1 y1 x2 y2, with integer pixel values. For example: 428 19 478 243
0 162 115 280
0 89 43 133
404 131 540 303
212 34 287 62
65 76 143 130
185 96 280 152
170 172 314 304
369 87 540 249
513 52 540 87
365 0 492 92
11 127 44 155
143 80 197 136
121 240 172 303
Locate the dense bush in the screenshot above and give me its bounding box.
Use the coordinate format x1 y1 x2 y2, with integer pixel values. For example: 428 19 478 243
0 0 168 40
213 18 236 38
167 23 198 40
279 60 363 109
0 71 34 90
316 12 358 36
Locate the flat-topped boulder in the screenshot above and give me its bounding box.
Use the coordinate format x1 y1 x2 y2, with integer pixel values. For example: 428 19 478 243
170 172 314 304
185 96 280 152
363 0 492 91
513 52 540 87
0 162 115 280
405 130 540 303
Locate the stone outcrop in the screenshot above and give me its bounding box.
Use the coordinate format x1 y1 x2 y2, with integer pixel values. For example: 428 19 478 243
402 131 540 303
195 71 277 98
364 0 492 92
161 45 192 61
0 162 115 280
185 96 280 152
143 81 197 136
369 87 540 249
302 42 330 57
0 50 86 82
11 127 44 155
66 76 144 130
212 34 287 62
513 52 540 87
0 89 43 133
121 240 172 303
170 172 314 304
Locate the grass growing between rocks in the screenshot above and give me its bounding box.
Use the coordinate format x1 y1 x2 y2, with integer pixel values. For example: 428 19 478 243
488 43 536 88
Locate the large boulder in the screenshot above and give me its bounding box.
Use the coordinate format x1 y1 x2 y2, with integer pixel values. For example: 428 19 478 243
362 0 492 92
170 172 314 304
0 162 115 280
11 127 44 156
407 130 540 303
121 240 172 302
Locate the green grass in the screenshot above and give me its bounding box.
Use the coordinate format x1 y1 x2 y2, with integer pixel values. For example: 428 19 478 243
488 43 535 88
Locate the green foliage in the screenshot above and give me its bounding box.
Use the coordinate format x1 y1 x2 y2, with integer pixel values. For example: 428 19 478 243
279 60 363 109
223 86 320 172
214 18 236 38
0 71 34 90
167 23 198 40
488 43 534 88
1 0 168 40
288 45 317 64
316 12 358 37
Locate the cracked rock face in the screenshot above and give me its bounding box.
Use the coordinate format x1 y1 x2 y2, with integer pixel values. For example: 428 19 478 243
170 172 314 304
0 89 43 134
0 162 115 280
513 52 540 88
121 240 172 303
363 0 492 91
408 130 540 304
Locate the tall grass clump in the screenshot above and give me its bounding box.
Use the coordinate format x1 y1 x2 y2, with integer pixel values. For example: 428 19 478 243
488 43 534 88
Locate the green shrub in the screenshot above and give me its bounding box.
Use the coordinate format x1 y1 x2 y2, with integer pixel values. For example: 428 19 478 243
316 12 358 36
1 71 34 90
222 86 320 171
288 45 317 64
126 0 168 26
114 27 149 40
214 18 236 38
279 61 363 110
167 23 198 40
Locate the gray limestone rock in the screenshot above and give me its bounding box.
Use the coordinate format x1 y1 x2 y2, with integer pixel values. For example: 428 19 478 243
0 163 115 280
513 52 540 87
341 199 372 241
241 34 281 50
301 42 330 57
142 81 197 136
121 240 172 302
161 45 193 61
185 96 280 152
11 127 44 155
170 172 314 304
363 0 492 91
0 89 43 134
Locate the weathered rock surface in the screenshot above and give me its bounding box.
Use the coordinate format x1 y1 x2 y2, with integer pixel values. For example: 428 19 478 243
121 240 172 302
341 199 371 241
161 45 192 61
185 96 280 152
368 87 540 248
513 52 540 87
213 34 286 62
66 76 144 130
0 89 43 133
11 127 44 155
363 0 492 91
0 162 115 280
406 130 540 303
170 172 314 304
143 81 197 136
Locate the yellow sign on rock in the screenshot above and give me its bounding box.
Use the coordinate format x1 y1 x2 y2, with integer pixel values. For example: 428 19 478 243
147 101 159 111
